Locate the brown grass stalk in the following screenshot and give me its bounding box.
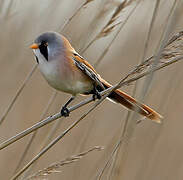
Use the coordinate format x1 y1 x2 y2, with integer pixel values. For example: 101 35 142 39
14 91 57 173
26 146 104 180
94 0 141 67
58 0 95 32
84 0 95 6
0 64 37 125
82 0 136 52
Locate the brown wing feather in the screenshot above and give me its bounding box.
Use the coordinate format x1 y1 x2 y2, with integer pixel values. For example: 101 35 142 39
72 52 97 73
71 52 104 89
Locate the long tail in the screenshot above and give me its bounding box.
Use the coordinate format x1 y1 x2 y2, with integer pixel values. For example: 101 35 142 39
100 78 162 123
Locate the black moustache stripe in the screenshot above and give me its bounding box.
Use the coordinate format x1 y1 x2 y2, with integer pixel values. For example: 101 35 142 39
39 43 48 61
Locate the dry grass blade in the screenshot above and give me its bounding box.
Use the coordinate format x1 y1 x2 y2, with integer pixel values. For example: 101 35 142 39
96 0 127 39
83 0 95 6
14 91 57 173
0 64 37 125
83 0 135 52
141 0 160 62
3 1 14 19
58 0 95 32
97 0 136 39
97 21 122 39
96 140 121 180
139 0 177 101
120 55 183 87
26 146 104 180
165 30 183 47
94 0 140 67
128 28 183 75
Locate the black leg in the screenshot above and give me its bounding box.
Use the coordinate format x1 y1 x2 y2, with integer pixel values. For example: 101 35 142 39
92 86 102 101
61 96 75 117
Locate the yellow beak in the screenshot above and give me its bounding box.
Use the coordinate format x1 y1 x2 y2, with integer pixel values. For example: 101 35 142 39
30 43 39 49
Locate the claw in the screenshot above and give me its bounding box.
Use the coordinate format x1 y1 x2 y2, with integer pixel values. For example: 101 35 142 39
92 92 101 101
61 106 70 117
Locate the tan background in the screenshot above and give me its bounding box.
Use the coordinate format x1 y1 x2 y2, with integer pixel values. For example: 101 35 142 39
0 0 183 179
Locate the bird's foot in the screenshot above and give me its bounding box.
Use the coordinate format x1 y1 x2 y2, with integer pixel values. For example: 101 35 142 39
61 106 70 117
92 91 101 101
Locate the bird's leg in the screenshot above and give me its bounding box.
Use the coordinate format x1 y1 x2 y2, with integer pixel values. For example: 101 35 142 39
92 86 102 101
61 96 75 117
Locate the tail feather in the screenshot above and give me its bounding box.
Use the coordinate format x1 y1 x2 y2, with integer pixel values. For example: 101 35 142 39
100 78 162 123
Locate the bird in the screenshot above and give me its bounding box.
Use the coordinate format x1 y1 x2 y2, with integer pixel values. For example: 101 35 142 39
30 31 162 123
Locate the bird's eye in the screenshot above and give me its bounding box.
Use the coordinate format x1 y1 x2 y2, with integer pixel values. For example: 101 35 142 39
44 42 48 46
39 41 48 61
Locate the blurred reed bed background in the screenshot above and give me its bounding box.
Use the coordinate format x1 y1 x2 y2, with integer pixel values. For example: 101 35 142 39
0 0 183 179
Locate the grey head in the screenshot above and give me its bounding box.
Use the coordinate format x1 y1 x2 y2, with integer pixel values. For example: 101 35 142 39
33 31 64 62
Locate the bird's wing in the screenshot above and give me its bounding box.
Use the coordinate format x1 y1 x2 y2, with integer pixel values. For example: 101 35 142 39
71 52 104 89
